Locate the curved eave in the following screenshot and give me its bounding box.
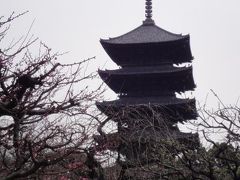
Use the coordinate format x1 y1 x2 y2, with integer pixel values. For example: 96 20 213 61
100 36 193 66
96 97 197 122
96 97 196 109
100 34 189 46
98 66 196 94
98 66 193 76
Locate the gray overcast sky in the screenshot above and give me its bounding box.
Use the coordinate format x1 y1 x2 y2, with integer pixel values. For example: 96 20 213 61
1 0 240 107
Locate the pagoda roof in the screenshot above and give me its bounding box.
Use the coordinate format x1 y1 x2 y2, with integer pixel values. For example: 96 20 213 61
101 23 188 44
97 96 195 107
94 130 199 150
98 66 195 95
99 65 192 76
96 97 197 123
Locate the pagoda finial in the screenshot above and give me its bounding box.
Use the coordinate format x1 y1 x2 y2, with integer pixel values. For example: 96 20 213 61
145 0 152 19
143 0 155 25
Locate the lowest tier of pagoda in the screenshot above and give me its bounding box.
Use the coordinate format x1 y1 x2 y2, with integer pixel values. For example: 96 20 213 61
95 1 198 168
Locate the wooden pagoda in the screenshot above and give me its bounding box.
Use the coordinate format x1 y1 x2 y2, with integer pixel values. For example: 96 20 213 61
95 0 199 178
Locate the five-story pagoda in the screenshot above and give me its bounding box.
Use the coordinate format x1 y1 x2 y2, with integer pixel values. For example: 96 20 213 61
95 0 199 177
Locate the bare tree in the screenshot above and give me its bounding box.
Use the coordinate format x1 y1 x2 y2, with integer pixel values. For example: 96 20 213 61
94 104 197 179
0 13 104 179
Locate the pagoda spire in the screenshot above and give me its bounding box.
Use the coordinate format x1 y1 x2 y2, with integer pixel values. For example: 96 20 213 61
145 0 152 19
143 0 155 25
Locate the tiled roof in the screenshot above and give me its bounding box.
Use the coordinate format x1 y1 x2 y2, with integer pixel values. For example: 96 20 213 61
101 24 187 44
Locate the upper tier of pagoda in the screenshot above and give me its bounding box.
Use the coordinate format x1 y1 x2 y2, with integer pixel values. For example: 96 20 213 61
101 23 193 67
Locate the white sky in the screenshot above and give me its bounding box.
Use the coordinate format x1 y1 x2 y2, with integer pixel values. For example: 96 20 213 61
1 0 240 107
